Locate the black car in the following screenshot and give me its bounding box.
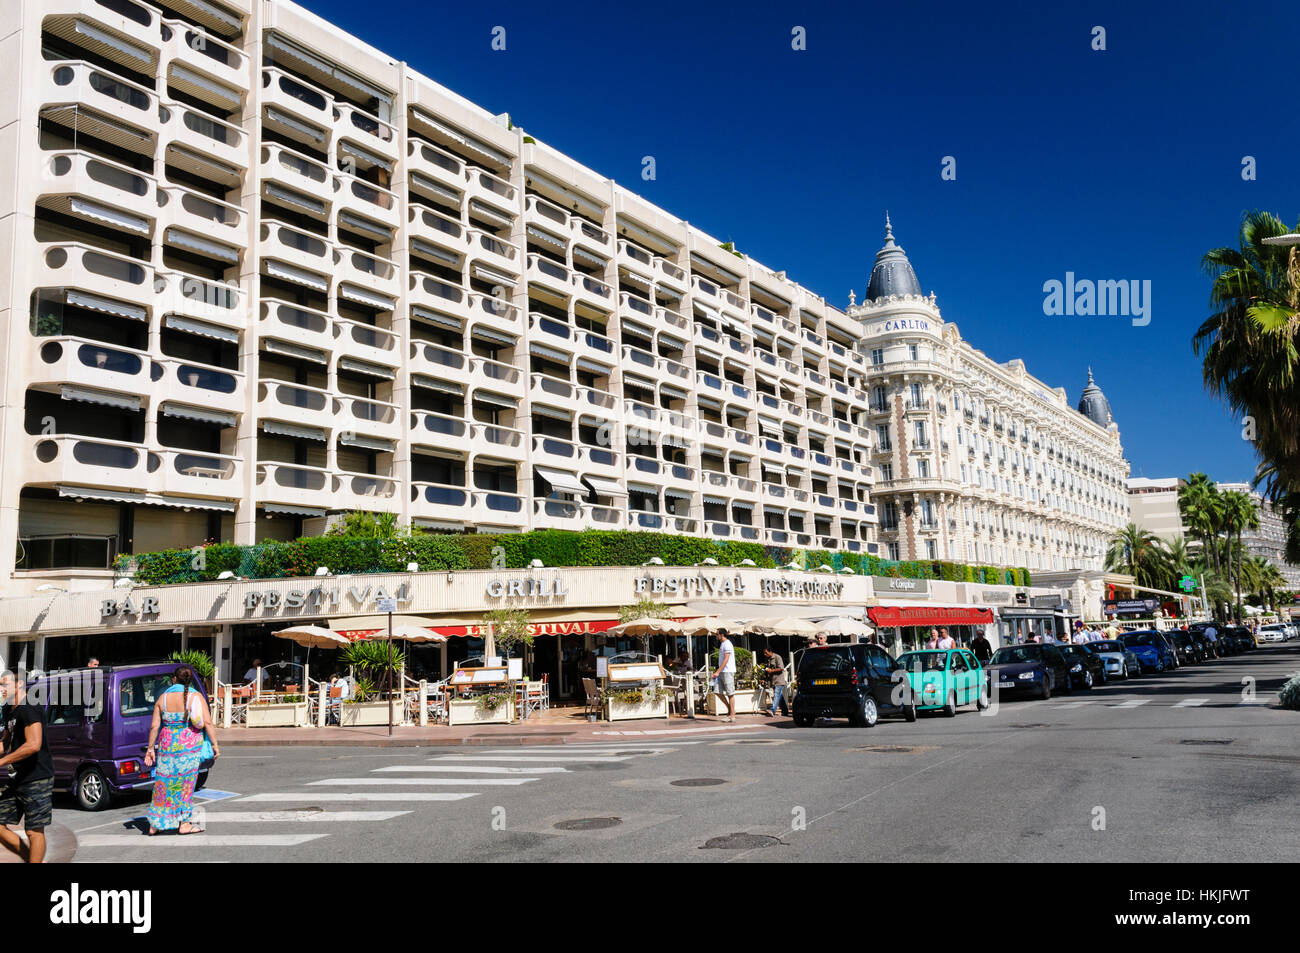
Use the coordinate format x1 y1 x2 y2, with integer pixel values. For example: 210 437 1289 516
1169 630 1202 664
1060 644 1106 687
1227 627 1255 653
1184 629 1211 660
986 642 1073 699
792 643 915 728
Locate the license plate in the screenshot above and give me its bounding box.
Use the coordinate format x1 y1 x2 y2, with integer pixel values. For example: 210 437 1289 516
813 678 836 686
999 681 1016 689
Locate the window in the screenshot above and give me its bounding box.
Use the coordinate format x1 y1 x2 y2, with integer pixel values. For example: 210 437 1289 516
120 674 173 718
926 539 936 559
872 385 886 410
921 499 934 524
880 462 893 481
917 458 930 478
876 424 891 450
908 344 918 361
870 348 884 366
887 542 899 560
914 421 928 446
909 382 922 406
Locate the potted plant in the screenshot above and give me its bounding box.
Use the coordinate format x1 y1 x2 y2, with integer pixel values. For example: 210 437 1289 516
448 689 514 725
603 684 670 721
245 692 309 727
339 640 406 726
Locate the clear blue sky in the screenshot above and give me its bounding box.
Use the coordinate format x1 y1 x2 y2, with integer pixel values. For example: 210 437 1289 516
299 0 1299 486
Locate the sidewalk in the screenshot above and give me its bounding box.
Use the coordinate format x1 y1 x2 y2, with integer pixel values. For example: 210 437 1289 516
0 823 77 864
215 708 784 747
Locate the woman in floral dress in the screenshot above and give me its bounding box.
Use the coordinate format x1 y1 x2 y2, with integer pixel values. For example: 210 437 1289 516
143 666 220 835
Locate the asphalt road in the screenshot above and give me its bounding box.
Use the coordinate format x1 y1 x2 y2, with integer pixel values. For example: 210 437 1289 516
63 644 1300 863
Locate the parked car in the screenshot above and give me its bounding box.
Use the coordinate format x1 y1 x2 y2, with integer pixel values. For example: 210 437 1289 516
1119 631 1177 674
1168 630 1203 664
894 649 990 716
986 643 1072 699
1185 629 1212 659
1226 627 1255 652
1083 640 1141 680
1155 631 1181 669
1059 644 1106 687
792 643 915 728
1258 624 1288 644
29 662 214 811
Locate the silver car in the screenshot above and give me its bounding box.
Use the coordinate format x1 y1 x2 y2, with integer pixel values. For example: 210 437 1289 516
1083 640 1141 680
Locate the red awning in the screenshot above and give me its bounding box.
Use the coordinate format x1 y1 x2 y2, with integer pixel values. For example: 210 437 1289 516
335 619 633 640
867 606 995 628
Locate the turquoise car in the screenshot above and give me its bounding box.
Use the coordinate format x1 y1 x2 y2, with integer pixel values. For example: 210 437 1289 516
894 649 990 716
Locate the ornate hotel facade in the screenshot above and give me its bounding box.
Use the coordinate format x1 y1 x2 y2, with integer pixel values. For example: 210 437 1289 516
0 0 1127 596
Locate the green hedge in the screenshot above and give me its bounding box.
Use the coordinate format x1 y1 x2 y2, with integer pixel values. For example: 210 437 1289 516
117 530 1033 589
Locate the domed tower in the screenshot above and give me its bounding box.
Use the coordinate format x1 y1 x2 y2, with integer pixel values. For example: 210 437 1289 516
865 213 923 302
1076 368 1113 428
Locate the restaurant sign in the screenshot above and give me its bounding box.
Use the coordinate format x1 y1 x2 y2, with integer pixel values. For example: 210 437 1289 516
1031 595 1063 609
872 576 930 594
242 583 410 614
980 590 1012 604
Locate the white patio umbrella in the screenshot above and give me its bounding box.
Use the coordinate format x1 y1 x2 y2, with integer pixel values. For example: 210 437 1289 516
272 625 350 700
380 624 448 643
747 616 820 638
814 616 874 639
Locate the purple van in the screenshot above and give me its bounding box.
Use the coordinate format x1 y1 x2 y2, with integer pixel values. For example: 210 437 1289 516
30 662 215 810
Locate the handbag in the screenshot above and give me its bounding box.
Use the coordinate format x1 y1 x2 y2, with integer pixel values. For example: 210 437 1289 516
199 736 215 762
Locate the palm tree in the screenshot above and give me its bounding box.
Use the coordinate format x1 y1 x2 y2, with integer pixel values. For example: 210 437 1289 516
1161 536 1194 593
1179 475 1224 577
1219 490 1259 615
1106 523 1166 589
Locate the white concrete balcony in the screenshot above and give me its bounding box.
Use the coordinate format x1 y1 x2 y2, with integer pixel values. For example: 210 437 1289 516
656 306 689 333
31 335 150 400
39 150 156 234
809 450 836 474
409 340 467 379
628 512 698 535
659 357 692 387
469 356 523 396
525 194 569 231
155 270 244 331
43 60 156 136
260 144 332 212
335 246 400 301
334 470 400 512
532 497 587 531
40 242 153 313
467 293 521 333
255 462 333 508
260 67 333 147
28 434 149 492
622 345 664 382
411 482 472 521
529 374 581 414
257 380 334 433
334 318 399 368
623 401 663 437
406 139 464 194
531 435 580 468
619 290 654 323
576 443 619 475
337 395 401 442
336 105 399 164
259 222 332 287
410 411 471 453
160 101 246 170
157 184 245 247
570 217 612 255
729 426 757 452
469 231 522 277
469 491 526 525
578 385 619 417
691 274 721 303
617 240 654 279
574 327 617 365
656 256 686 291
692 322 723 351
410 274 468 322
465 166 516 216
409 207 471 256
470 422 527 460
334 174 400 229
156 448 243 500
528 314 578 356
159 17 247 96
526 254 571 299
43 0 161 63
152 358 244 416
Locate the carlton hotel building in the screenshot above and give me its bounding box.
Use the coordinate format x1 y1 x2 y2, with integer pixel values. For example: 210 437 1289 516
0 0 1129 591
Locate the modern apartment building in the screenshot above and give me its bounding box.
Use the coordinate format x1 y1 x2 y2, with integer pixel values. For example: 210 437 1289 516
1 0 886 591
1218 483 1300 589
1127 477 1186 541
847 222 1131 571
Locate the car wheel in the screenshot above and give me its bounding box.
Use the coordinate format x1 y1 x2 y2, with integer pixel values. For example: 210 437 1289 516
793 712 815 728
977 683 990 710
943 691 957 718
856 695 879 728
903 698 918 722
1039 675 1052 700
1083 670 1094 689
76 766 112 812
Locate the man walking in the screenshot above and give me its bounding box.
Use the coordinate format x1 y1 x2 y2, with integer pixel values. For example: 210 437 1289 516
713 631 737 723
937 627 955 650
0 670 54 863
762 647 789 718
971 630 993 664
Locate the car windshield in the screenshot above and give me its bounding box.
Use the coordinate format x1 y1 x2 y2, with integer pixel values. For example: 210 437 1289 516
1090 641 1123 652
990 646 1041 665
1121 633 1155 647
897 652 948 672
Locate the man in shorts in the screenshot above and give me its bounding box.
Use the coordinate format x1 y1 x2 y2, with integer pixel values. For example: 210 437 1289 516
713 631 737 723
0 670 54 863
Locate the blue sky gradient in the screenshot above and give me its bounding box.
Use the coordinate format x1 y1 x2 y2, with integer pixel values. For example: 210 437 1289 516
297 0 1300 486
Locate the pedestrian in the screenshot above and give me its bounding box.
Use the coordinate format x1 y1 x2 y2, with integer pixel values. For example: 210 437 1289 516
937 627 955 650
143 665 219 836
1203 622 1220 657
971 631 993 664
762 647 789 717
712 631 737 723
243 658 263 690
925 628 939 650
0 669 54 863
86 657 100 669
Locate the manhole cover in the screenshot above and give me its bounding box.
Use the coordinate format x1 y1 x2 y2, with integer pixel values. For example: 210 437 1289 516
701 832 782 850
1180 739 1234 746
553 817 622 831
671 778 727 787
854 744 937 754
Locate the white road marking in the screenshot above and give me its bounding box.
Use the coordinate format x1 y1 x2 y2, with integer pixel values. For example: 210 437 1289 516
196 811 409 822
79 834 327 847
1173 698 1210 708
591 723 765 736
1052 701 1096 709
308 777 537 786
374 765 568 774
1109 699 1150 708
428 755 630 763
241 792 478 802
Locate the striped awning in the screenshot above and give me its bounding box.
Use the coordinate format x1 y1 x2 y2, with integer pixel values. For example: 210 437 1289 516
576 357 611 376
65 290 147 322
168 63 240 109
263 503 327 518
409 173 460 202
572 246 607 269
264 106 326 143
260 420 327 442
264 182 326 215
534 467 585 494
69 197 150 234
584 475 626 497
529 342 570 363
703 495 727 506
339 433 395 452
526 225 566 251
60 385 140 412
411 239 461 266
471 264 516 287
409 109 511 167
265 33 393 107
262 337 327 364
338 138 393 172
470 325 516 346
338 284 395 311
532 404 571 421
411 306 462 331
161 402 236 427
338 356 395 379
57 485 235 512
472 391 518 409
411 375 463 395
339 210 391 240
664 487 693 501
264 258 328 292
164 314 239 343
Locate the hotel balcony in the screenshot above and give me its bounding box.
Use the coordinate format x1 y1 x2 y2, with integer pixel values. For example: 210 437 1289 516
468 356 524 397
160 101 246 170
40 242 153 313
406 139 464 194
470 230 522 278
257 380 335 433
690 274 721 304
575 442 619 475
410 482 471 522
261 299 331 354
471 422 527 460
529 374 582 415
152 358 244 416
526 254 572 299
409 341 467 380
43 60 157 140
627 512 698 535
465 166 516 217
617 240 654 279
255 462 334 509
159 16 247 94
333 470 400 513
155 448 243 501
468 293 521 333
528 314 578 357
31 336 151 402
259 221 332 287
571 272 613 309
655 256 686 291
38 150 156 236
621 345 665 383
334 174 400 230
157 184 246 248
410 411 471 453
409 207 471 256
155 270 244 330
469 490 527 526
335 318 398 368
409 273 470 323
571 217 612 255
28 434 150 492
335 106 399 164
261 67 332 145
337 395 401 443
335 246 400 302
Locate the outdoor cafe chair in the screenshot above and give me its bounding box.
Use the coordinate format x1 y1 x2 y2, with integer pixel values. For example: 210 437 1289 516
582 677 601 718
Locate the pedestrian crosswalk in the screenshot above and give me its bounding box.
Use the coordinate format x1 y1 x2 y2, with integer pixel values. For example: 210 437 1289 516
75 741 701 854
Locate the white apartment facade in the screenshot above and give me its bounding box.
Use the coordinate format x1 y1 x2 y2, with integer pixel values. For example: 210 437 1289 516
1 0 887 594
1127 477 1186 541
1218 483 1300 589
846 222 1131 571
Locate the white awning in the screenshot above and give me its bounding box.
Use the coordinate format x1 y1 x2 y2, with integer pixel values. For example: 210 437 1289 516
56 485 234 512
68 196 150 234
412 375 463 395
265 33 393 106
583 475 626 497
168 63 240 109
534 466 586 494
531 404 571 421
338 210 391 240
694 302 719 322
338 357 395 379
261 420 327 442
264 258 328 292
471 264 516 287
468 200 513 228
529 342 570 363
65 290 147 322
338 283 395 311
411 239 461 266
263 503 327 518
572 246 607 269
161 402 236 427
526 225 566 251
660 385 689 401
731 500 755 510
575 358 611 376
409 173 460 202
164 314 239 343
73 20 153 67
664 487 694 501
619 317 654 338
338 138 392 172
470 325 516 346
703 495 727 506
410 109 511 166
262 337 327 364
264 182 327 215
264 106 326 143
339 433 394 452
472 391 518 409
60 385 140 412
411 306 462 331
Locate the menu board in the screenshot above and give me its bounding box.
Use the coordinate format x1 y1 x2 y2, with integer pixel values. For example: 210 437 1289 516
448 666 509 685
608 662 666 682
